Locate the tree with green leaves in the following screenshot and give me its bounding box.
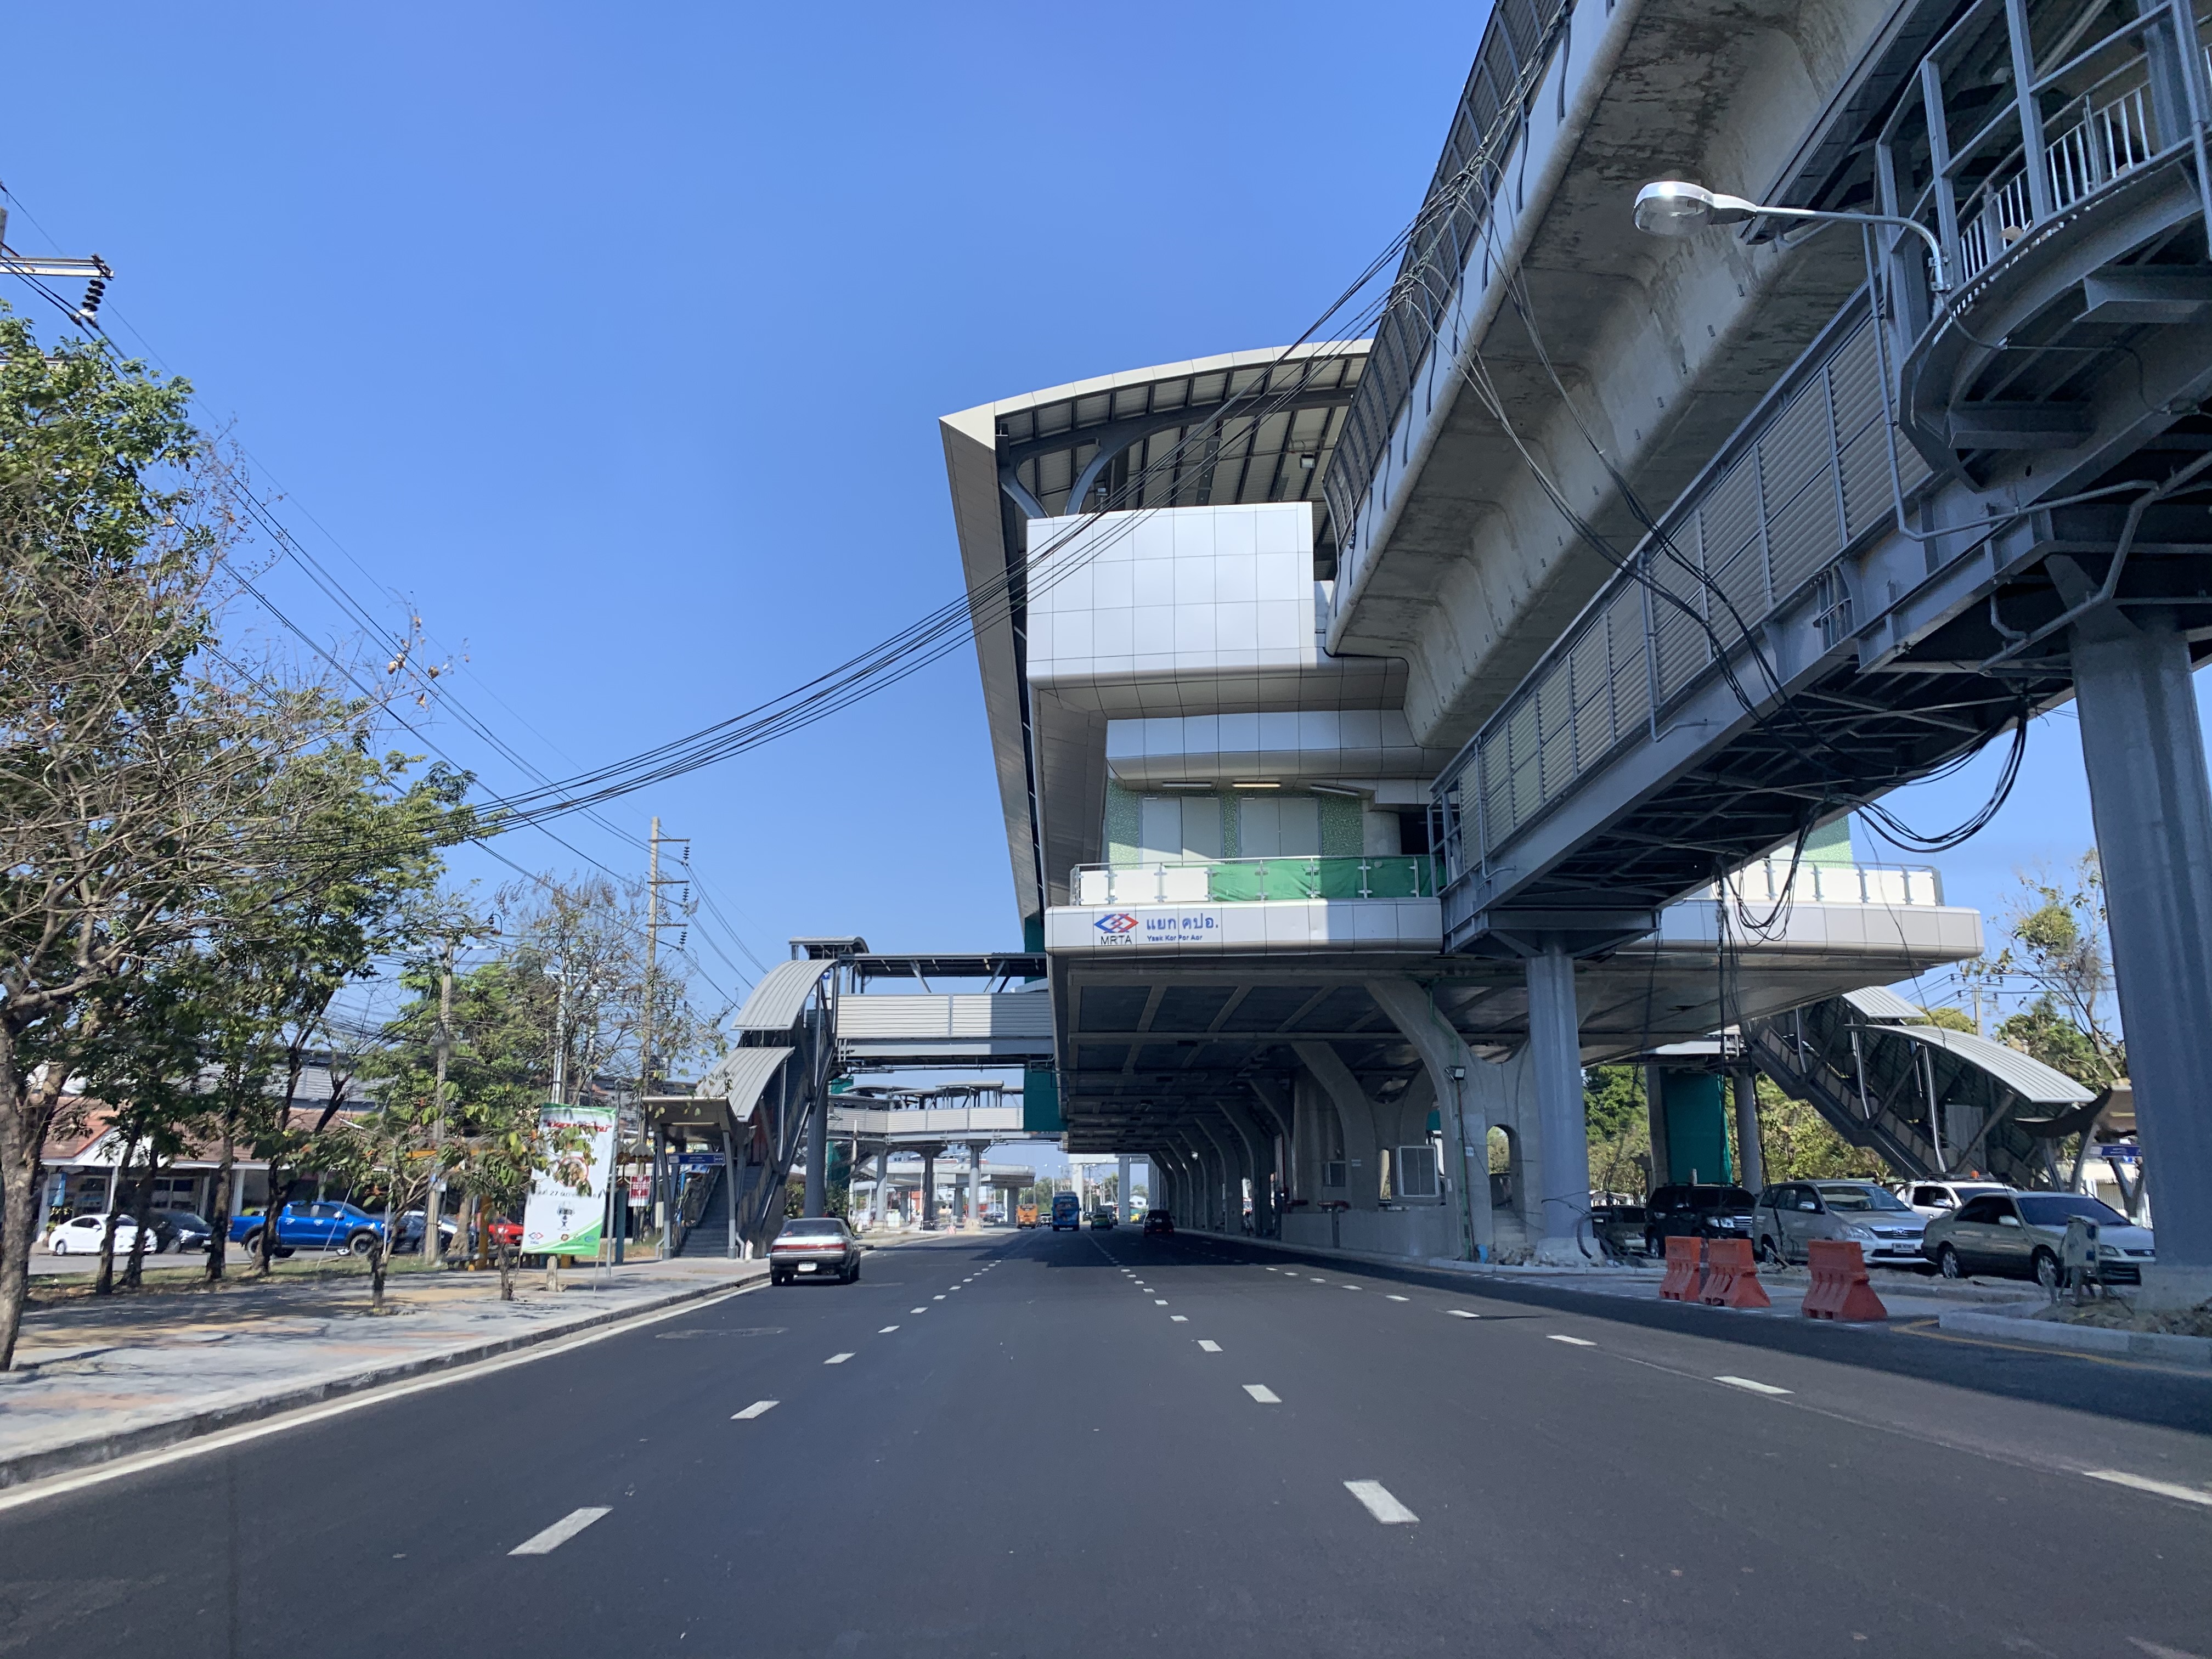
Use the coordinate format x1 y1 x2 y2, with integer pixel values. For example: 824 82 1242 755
1966 854 2125 1090
0 308 467 1368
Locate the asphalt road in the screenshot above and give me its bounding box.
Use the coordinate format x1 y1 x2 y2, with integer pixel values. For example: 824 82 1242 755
5 1227 2210 1658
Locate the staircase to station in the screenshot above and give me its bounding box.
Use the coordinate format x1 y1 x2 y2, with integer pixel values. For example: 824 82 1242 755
672 1167 729 1259
1746 991 2103 1190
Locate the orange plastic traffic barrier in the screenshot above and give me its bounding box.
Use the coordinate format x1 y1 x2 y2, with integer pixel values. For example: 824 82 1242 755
1802 1239 1888 1321
1658 1235 1704 1301
1697 1238 1771 1310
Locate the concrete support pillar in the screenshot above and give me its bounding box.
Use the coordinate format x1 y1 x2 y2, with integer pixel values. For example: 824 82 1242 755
921 1150 938 1229
724 1130 738 1259
1525 941 1594 1265
804 1090 828 1218
1365 978 1489 1261
1220 1102 1276 1238
1293 1043 1383 1211
968 1143 984 1231
1189 1120 1231 1232
1731 1070 1764 1195
1116 1154 1131 1222
1195 1131 1228 1233
1245 1077 1295 1215
2073 609 2212 1302
1643 1064 1672 1190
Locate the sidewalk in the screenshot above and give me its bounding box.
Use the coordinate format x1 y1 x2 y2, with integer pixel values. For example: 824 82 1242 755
0 1254 766 1490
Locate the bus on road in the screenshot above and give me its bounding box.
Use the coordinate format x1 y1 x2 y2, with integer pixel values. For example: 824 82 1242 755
1050 1192 1081 1231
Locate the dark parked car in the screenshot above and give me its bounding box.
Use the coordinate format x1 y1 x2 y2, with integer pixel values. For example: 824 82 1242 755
1142 1209 1174 1237
1643 1185 1759 1254
145 1209 212 1254
391 1211 460 1254
1589 1204 1649 1259
770 1217 861 1285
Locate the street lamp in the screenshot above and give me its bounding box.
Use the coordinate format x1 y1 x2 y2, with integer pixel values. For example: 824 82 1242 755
1631 180 1951 293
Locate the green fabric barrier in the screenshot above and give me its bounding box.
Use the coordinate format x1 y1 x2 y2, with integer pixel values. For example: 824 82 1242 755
1316 859 1366 900
1208 862 1265 901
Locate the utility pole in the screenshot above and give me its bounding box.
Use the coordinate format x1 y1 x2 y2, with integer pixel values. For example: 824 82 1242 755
425 934 455 1268
639 820 690 1257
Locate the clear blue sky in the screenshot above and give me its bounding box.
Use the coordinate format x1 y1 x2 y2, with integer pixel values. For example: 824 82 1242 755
2 0 2186 1025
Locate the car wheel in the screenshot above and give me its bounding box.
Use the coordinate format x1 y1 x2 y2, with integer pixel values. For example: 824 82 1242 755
2033 1249 2061 1293
48 1234 66 1255
348 1232 378 1258
847 1259 861 1283
1937 1244 1964 1279
238 1229 262 1257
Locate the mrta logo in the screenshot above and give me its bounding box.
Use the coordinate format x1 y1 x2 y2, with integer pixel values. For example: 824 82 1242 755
1095 912 1139 934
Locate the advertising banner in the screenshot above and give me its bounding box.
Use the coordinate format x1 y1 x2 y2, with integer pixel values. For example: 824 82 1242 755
522 1103 617 1257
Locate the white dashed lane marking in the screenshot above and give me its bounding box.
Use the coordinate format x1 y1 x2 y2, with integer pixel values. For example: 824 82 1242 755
510 1508 611 1556
1714 1375 1790 1395
1154 1299 1169 1305
1170 1314 1188 1322
824 1353 854 1365
731 1401 777 1421
1345 1481 1419 1525
1447 1310 1481 1320
1198 1340 1222 1353
1547 1334 1595 1347
1386 1294 1409 1302
910 1307 928 1314
1243 1384 1281 1404
878 1325 899 1334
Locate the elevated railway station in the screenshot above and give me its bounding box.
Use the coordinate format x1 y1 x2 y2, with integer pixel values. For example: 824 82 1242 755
939 0 2210 1297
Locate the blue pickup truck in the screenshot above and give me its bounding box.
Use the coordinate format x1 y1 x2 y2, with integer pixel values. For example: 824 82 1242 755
230 1201 388 1258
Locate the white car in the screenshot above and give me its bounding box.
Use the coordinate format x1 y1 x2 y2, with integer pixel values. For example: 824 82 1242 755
46 1214 153 1255
1892 1180 2013 1218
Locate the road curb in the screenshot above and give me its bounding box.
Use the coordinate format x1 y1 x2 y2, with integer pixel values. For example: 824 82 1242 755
0 1266 766 1492
1935 1304 2212 1367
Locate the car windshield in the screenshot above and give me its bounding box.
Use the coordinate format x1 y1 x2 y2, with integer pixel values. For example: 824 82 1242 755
781 1220 845 1238
1690 1188 1756 1210
2016 1194 2128 1228
1814 1183 1912 1212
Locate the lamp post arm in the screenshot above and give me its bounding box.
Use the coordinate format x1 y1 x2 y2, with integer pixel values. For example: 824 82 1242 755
1751 204 1950 292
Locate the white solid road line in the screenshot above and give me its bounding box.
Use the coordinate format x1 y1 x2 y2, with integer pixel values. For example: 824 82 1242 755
0 1279 763 1517
510 1507 612 1556
1345 1480 1419 1525
732 1401 778 1420
1244 1384 1282 1403
1714 1375 1791 1395
825 1353 855 1365
2083 1470 2212 1507
878 1325 899 1333
1547 1334 1595 1346
1386 1294 1409 1302
1198 1340 1222 1352
1447 1310 1481 1319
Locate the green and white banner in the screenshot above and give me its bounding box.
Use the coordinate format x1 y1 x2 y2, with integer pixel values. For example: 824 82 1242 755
522 1103 617 1257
